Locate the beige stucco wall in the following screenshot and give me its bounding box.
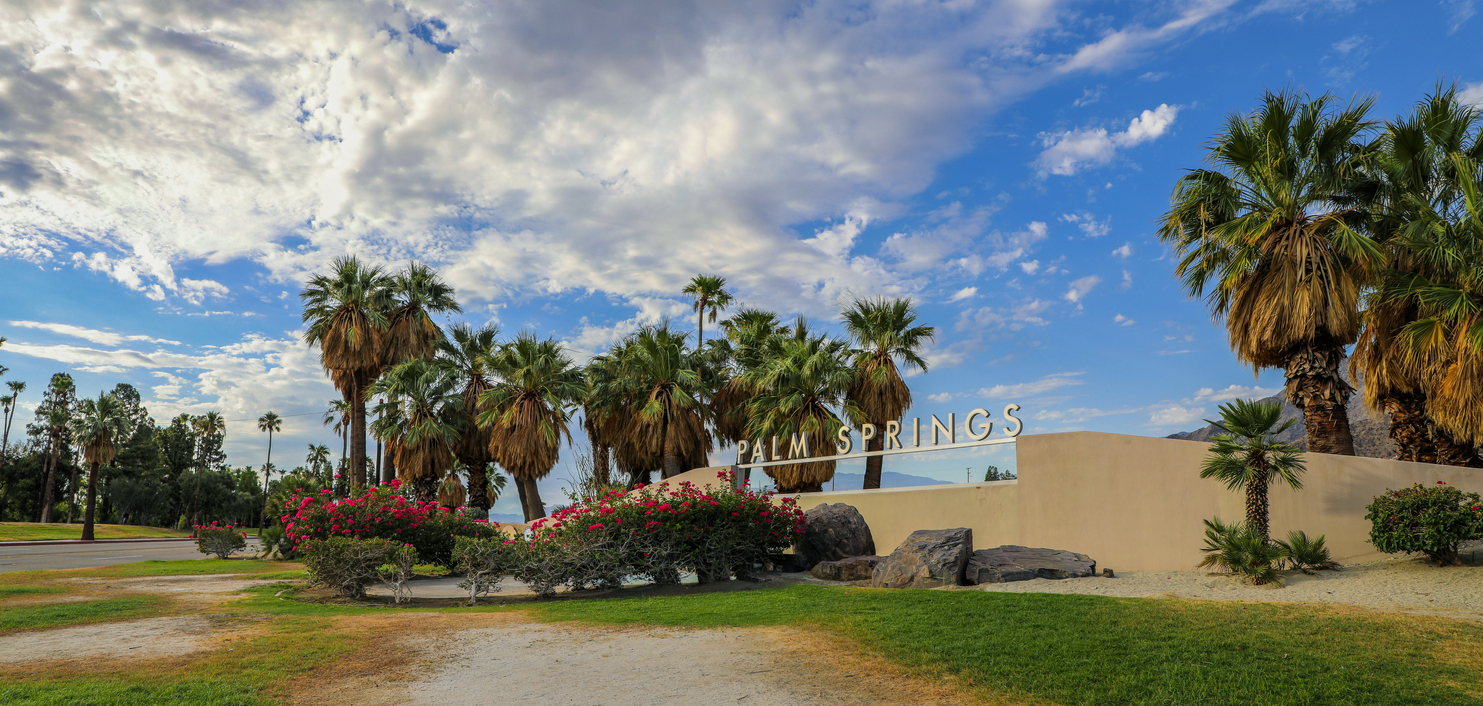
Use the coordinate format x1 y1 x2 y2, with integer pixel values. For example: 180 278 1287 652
705 431 1483 572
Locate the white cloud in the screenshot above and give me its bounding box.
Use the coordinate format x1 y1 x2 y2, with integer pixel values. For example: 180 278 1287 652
1111 242 1132 260
1072 86 1104 107
1461 81 1483 107
1120 270 1133 289
1193 384 1280 403
1146 404 1204 427
1019 260 1040 275
926 392 957 403
1035 104 1180 176
1060 212 1111 238
8 321 183 347
1322 34 1371 86
977 372 1084 399
1063 275 1102 304
955 298 1054 332
1113 313 1134 326
947 287 978 303
1444 1 1476 33
1138 71 1168 82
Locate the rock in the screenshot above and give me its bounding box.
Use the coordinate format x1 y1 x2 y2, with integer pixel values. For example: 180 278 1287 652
964 545 1097 585
870 528 973 589
794 503 875 568
1103 568 1115 578
809 555 883 582
765 553 812 573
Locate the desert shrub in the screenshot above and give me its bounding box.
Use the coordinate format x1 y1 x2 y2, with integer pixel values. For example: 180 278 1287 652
259 525 298 559
1366 482 1483 565
379 542 418 604
1198 518 1288 586
452 537 515 603
301 537 416 600
193 522 248 559
1275 530 1337 573
281 479 499 569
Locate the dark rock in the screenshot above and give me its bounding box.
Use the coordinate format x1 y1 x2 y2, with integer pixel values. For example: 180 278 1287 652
765 553 812 573
794 503 875 568
809 555 883 582
870 528 973 589
1103 568 1115 578
964 545 1097 585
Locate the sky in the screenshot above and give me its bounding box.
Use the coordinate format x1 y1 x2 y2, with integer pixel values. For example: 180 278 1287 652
2 0 1481 517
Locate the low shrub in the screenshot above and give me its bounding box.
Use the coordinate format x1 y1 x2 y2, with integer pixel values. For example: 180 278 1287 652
1366 481 1483 565
258 525 297 560
1198 518 1287 586
1275 530 1337 574
300 537 417 600
379 542 418 604
452 537 515 603
193 523 248 559
281 479 499 569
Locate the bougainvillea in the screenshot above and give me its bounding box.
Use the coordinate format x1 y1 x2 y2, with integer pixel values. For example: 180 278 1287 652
193 522 248 559
281 478 498 568
1366 481 1483 565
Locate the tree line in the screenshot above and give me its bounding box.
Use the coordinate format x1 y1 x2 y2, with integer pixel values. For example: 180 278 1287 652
1159 86 1483 466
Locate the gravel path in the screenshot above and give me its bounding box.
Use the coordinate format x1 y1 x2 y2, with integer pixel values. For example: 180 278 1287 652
0 616 212 664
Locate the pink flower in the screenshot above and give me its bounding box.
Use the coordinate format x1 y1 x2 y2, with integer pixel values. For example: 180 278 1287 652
589 523 605 531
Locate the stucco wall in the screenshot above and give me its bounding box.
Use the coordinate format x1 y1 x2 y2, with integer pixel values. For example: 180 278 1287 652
681 431 1483 572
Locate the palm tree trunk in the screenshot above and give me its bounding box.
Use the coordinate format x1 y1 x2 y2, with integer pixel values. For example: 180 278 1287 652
260 433 272 536
1245 479 1270 543
521 476 545 521
467 459 490 513
697 312 704 348
66 458 79 523
515 474 531 521
1381 393 1437 463
660 417 681 479
1433 429 1483 468
39 437 58 523
351 378 368 490
81 460 101 541
339 431 347 489
594 445 611 488
192 463 204 528
1284 343 1356 456
862 431 885 489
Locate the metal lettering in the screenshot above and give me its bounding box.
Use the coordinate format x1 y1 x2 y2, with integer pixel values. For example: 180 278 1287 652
885 420 902 450
736 439 750 465
1003 404 1022 437
965 408 992 441
931 413 954 445
836 425 853 454
788 433 810 459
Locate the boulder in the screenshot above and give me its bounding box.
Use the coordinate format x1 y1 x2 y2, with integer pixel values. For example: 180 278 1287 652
794 503 875 567
965 545 1096 584
809 555 884 582
870 528 973 589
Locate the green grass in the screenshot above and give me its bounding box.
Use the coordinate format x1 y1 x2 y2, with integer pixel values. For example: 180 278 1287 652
529 584 1483 706
0 559 302 585
0 522 190 542
0 585 65 599
0 595 162 632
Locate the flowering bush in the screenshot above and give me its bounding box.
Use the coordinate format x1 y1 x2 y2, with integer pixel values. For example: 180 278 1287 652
452 537 515 603
1366 482 1483 565
281 479 499 569
300 537 417 600
520 471 806 596
193 522 248 559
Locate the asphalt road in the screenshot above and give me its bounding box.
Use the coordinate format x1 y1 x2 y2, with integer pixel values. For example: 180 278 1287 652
0 539 261 573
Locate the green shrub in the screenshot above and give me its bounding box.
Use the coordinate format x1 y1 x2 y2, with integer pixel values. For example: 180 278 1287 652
301 537 410 600
1198 518 1288 586
259 525 298 559
378 542 418 604
1275 530 1337 573
1365 482 1483 565
453 536 515 603
193 523 248 559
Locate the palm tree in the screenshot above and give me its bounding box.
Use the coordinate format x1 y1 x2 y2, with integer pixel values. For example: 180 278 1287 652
190 412 225 527
302 256 394 488
477 333 585 521
617 324 711 479
1158 90 1381 456
306 444 332 483
1200 398 1307 542
382 262 461 366
842 297 935 490
711 309 789 448
322 399 350 488
1352 87 1483 465
69 392 129 541
682 275 734 348
0 381 24 490
435 323 501 512
38 405 70 523
743 319 860 493
256 411 282 535
371 358 464 503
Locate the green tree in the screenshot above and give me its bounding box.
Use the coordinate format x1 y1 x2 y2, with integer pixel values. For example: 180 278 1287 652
371 358 464 503
682 275 734 348
257 411 282 534
435 323 502 512
69 392 129 541
618 324 710 480
842 296 934 490
190 412 225 526
1158 90 1381 456
478 333 585 521
1200 399 1307 542
306 444 332 481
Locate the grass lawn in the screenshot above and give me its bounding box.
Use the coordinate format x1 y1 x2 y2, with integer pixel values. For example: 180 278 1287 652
0 522 190 542
0 595 163 632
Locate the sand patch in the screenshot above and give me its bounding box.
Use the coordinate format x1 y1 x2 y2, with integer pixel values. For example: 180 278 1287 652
0 616 212 664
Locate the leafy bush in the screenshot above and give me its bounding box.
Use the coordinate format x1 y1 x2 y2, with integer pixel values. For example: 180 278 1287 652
1198 518 1288 586
452 537 515 603
1366 482 1483 565
258 525 298 559
281 479 499 569
301 537 416 600
1275 530 1337 574
192 523 248 559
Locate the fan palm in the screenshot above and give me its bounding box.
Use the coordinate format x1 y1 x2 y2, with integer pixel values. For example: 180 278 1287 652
478 333 585 521
256 411 282 535
682 275 734 348
617 323 711 479
69 392 129 541
712 309 790 446
743 319 860 493
0 381 23 491
322 399 350 487
1200 399 1307 542
435 323 502 512
1158 90 1381 455
372 358 465 504
302 256 394 488
190 412 225 526
382 262 461 366
306 444 332 481
842 296 935 489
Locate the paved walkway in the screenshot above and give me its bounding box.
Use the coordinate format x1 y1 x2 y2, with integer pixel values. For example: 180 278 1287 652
0 539 260 573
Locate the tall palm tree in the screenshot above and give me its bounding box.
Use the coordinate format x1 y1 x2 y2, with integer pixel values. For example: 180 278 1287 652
478 333 585 521
1158 90 1381 456
682 275 734 348
38 405 70 523
585 342 647 486
617 324 711 479
302 256 394 488
743 319 860 493
371 358 464 503
1353 87 1483 465
69 392 129 541
1200 399 1307 542
322 399 350 488
842 297 935 490
190 412 225 527
435 323 501 512
306 444 332 481
256 411 282 535
711 309 789 448
0 381 24 489
382 261 461 366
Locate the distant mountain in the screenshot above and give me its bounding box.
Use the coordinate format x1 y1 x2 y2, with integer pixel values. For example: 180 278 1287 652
825 470 954 491
1168 382 1397 459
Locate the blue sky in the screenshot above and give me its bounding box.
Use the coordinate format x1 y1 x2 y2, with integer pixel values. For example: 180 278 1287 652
2 0 1480 517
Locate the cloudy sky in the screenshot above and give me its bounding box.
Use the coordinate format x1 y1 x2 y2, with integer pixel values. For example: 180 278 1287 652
2 0 1479 514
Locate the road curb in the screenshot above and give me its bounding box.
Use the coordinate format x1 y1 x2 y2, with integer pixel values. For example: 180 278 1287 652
0 537 199 547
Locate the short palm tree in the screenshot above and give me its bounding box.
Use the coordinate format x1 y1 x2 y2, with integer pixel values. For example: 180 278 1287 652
618 324 710 479
0 380 23 487
1200 399 1307 542
478 333 585 521
306 444 332 481
69 392 129 541
682 275 734 348
842 296 935 489
256 411 282 535
711 309 789 447
1159 90 1381 455
372 358 465 503
743 319 860 493
302 256 394 488
190 412 225 526
436 323 502 512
